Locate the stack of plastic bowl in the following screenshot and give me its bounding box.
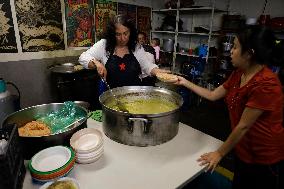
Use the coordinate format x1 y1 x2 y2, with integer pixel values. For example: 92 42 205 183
28 146 75 183
70 128 104 164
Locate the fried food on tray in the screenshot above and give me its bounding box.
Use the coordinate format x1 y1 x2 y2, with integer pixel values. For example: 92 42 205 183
156 73 178 83
18 121 51 137
74 65 83 71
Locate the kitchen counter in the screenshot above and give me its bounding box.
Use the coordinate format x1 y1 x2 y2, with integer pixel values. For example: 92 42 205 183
23 119 222 189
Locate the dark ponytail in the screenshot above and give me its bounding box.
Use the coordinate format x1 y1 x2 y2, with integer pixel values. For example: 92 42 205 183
237 25 284 66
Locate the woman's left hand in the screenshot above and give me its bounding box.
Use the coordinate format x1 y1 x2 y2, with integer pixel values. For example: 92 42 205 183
197 151 223 173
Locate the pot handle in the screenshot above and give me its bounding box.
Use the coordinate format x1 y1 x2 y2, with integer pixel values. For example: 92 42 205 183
127 118 151 134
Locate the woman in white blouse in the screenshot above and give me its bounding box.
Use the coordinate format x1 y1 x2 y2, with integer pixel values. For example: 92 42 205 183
79 14 167 88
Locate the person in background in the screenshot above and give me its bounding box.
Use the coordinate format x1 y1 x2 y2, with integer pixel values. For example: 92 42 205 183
79 15 168 88
151 38 160 63
174 25 284 189
137 31 159 86
137 31 157 62
137 31 147 45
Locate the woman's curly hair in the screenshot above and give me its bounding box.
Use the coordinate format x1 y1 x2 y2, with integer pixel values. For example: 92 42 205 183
103 14 138 56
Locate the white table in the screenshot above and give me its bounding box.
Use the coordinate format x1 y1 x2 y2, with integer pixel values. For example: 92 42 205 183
23 119 222 189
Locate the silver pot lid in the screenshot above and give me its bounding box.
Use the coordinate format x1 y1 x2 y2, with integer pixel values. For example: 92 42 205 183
49 63 83 74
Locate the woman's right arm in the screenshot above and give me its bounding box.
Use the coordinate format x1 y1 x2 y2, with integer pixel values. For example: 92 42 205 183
78 39 107 78
78 39 106 69
176 76 227 101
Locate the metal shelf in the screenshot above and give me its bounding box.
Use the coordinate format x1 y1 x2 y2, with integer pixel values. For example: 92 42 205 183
176 52 217 58
152 8 177 12
160 49 174 53
151 0 222 72
179 7 225 13
151 31 176 34
177 32 220 36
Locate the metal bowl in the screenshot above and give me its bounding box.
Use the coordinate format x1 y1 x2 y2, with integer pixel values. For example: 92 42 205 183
49 63 80 74
2 103 88 159
74 101 90 110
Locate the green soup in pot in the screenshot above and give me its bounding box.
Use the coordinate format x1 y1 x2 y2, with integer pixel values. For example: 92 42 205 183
106 98 178 114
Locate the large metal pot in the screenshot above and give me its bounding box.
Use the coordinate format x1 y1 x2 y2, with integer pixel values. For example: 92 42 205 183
163 39 175 52
2 103 87 159
99 86 183 146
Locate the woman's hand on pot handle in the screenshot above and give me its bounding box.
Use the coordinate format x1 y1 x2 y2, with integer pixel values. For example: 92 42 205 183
197 151 223 173
88 59 107 79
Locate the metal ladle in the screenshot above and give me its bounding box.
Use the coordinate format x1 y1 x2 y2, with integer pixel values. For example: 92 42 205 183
100 77 129 113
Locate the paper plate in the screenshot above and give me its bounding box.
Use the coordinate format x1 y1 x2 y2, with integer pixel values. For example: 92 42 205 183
31 158 75 180
32 167 74 184
30 146 72 173
70 128 103 153
156 73 178 83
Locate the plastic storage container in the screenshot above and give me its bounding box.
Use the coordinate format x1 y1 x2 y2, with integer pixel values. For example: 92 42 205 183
0 124 26 189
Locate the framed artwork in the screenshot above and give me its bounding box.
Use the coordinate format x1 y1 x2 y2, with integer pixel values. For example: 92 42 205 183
65 0 94 47
137 6 151 42
0 1 17 53
117 3 136 27
95 1 117 41
15 0 64 52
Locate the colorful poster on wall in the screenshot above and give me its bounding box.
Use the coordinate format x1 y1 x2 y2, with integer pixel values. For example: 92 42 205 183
0 1 18 53
95 2 117 41
65 0 94 47
117 3 136 27
14 0 64 52
137 6 151 42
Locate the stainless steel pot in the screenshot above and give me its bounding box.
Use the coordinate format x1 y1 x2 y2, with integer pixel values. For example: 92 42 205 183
48 62 81 74
99 86 183 146
163 39 175 52
74 101 90 110
2 103 87 159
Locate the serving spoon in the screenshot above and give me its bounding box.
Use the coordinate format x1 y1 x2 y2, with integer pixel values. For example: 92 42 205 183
100 77 129 113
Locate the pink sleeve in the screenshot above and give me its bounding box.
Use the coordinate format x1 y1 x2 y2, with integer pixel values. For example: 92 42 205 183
154 46 160 60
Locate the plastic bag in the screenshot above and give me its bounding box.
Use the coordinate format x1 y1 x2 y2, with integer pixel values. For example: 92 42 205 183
37 101 85 134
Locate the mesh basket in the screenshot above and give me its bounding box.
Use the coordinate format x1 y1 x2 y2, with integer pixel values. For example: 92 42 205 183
0 124 26 189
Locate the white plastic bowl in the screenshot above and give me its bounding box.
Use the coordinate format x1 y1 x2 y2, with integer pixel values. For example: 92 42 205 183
76 153 103 164
76 146 104 159
70 128 103 154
